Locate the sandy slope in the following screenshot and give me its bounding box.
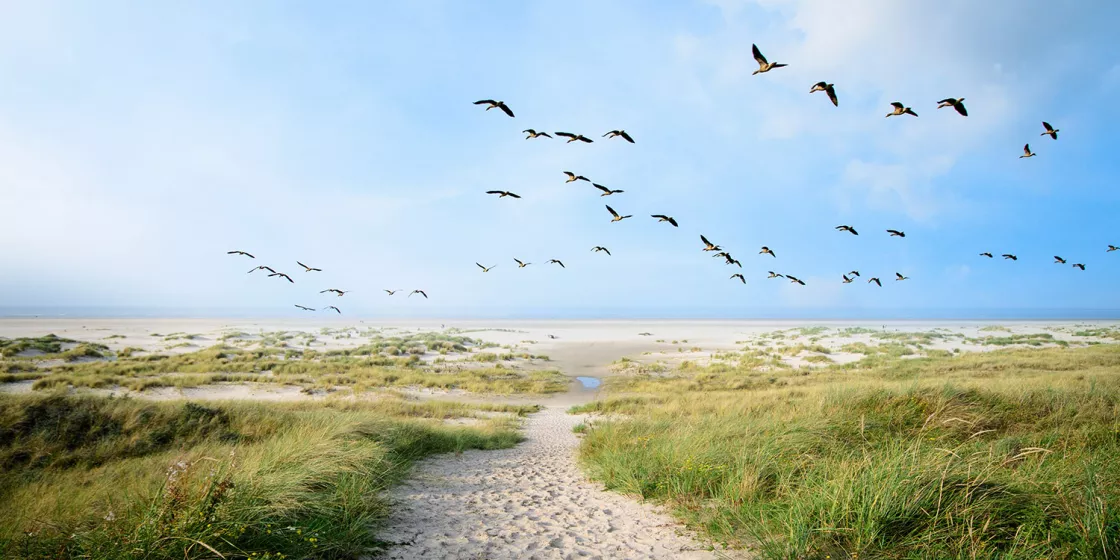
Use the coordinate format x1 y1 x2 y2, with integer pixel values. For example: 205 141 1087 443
373 406 740 560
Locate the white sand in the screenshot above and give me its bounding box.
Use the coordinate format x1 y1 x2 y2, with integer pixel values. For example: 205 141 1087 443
374 406 739 560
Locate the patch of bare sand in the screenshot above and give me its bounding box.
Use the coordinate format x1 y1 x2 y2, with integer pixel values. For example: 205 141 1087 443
374 406 743 560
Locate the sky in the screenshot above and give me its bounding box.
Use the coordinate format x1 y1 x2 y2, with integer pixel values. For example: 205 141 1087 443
2 0 1119 319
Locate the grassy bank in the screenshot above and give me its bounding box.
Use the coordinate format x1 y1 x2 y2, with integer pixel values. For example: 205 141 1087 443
0 392 537 559
572 344 1120 559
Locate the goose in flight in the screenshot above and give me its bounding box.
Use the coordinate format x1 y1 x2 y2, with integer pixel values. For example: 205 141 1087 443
1054 256 1066 264
869 277 882 287
759 246 776 258
842 274 854 284
384 289 400 295
606 205 632 222
268 272 294 283
751 44 787 75
477 263 497 272
767 271 784 279
523 129 552 139
1109 245 1119 252
514 258 531 268
555 132 594 143
324 306 341 314
1020 144 1036 158
320 288 349 296
294 304 315 311
486 190 521 198
848 270 861 277
1002 254 1018 261
297 261 321 272
835 225 858 235
895 272 909 281
473 99 514 117
594 183 625 196
886 102 918 117
1073 263 1085 270
810 82 838 106
591 246 611 255
731 273 746 284
786 275 806 286
937 97 968 116
564 171 590 183
227 250 255 258
887 229 906 237
409 289 428 299
248 265 276 274
547 259 565 268
1041 121 1059 140
701 235 721 252
603 130 635 143
979 252 993 258
651 214 678 227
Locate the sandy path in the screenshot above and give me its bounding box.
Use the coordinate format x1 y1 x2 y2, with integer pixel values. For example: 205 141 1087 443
375 407 734 560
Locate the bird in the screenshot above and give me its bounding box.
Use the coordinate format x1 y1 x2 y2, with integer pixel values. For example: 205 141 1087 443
835 225 858 235
564 171 590 183
603 130 635 143
473 99 514 117
1054 256 1067 264
1109 245 1119 252
294 305 315 311
810 82 838 106
248 265 276 274
227 250 255 258
594 183 625 196
547 259 565 268
296 261 321 272
555 132 593 143
1020 144 1036 158
1041 121 1059 140
887 229 906 237
477 263 497 272
320 288 348 296
514 258 531 268
486 190 521 198
409 290 428 299
726 258 742 268
651 214 678 227
751 44 787 75
384 289 400 295
523 129 552 139
606 205 632 222
869 277 882 287
848 270 861 277
268 272 293 283
1073 263 1086 270
842 274 854 284
591 246 611 255
767 271 784 279
886 102 918 117
787 275 806 286
324 306 341 314
701 235 721 252
895 272 909 281
759 246 776 258
1002 254 1018 261
731 273 746 284
979 252 993 258
937 98 968 116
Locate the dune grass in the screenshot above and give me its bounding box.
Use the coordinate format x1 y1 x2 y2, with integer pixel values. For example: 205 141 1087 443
0 392 536 559
572 344 1120 558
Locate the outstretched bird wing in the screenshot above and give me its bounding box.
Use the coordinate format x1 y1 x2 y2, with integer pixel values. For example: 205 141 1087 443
497 102 514 118
826 85 838 106
594 184 611 194
474 99 496 106
555 132 576 139
891 102 904 110
606 205 620 218
619 131 634 143
751 43 768 65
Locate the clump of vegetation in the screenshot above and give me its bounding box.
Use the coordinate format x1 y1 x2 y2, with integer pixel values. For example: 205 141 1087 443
0 393 530 559
572 344 1120 559
971 333 1068 347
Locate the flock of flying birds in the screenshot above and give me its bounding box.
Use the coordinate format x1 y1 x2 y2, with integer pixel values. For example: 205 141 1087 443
228 42 1116 313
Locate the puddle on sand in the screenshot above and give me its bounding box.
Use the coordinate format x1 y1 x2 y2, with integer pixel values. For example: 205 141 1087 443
575 376 601 389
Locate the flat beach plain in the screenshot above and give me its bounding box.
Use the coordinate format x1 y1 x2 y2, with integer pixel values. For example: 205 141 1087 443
2 318 1119 558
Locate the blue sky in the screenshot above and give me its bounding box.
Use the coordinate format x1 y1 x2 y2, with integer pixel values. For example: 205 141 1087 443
2 0 1119 318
